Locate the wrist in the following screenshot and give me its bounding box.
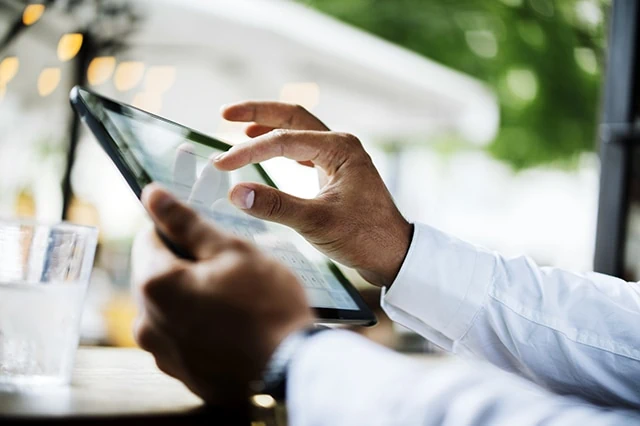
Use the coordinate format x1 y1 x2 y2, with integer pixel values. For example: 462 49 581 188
386 221 414 287
360 222 414 287
252 325 329 401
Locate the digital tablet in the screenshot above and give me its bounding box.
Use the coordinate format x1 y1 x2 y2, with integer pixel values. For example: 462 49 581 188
70 86 376 326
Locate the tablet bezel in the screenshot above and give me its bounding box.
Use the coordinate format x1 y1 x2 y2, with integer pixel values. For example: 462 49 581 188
70 86 377 326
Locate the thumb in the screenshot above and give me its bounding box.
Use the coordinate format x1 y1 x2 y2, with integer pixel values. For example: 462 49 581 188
142 183 230 260
229 183 319 230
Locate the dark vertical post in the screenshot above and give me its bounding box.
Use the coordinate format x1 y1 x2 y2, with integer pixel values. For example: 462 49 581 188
594 0 640 276
61 32 92 220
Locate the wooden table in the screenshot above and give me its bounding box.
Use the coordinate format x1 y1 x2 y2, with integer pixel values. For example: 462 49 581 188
0 347 255 425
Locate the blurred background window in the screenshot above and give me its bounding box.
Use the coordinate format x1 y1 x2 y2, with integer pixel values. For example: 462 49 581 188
0 0 608 349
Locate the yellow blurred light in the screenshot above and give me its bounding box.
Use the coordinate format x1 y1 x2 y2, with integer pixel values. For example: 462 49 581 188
22 4 45 26
0 57 19 85
144 66 176 93
15 190 36 218
279 82 320 110
57 33 83 62
87 56 116 86
250 394 276 409
67 197 100 227
38 67 61 97
132 91 162 114
114 61 145 91
104 293 138 347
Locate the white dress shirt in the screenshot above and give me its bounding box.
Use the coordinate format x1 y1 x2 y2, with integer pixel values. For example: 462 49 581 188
287 223 640 425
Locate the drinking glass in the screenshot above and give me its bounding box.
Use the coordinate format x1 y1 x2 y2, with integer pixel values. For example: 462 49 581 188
0 219 98 390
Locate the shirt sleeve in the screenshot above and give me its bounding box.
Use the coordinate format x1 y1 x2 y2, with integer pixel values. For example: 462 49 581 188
381 223 640 408
287 330 640 426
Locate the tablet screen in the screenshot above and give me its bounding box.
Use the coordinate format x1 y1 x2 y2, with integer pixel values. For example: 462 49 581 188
73 88 371 317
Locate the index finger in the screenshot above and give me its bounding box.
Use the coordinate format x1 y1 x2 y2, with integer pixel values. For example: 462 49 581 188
221 101 329 131
214 130 360 175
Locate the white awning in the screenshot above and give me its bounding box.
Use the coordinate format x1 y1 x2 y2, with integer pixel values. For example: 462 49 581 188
127 0 499 145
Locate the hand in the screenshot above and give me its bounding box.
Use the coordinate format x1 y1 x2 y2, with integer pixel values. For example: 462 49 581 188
217 102 413 287
131 184 314 404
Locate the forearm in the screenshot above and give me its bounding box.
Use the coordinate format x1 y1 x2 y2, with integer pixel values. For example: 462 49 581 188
382 223 640 406
287 331 640 426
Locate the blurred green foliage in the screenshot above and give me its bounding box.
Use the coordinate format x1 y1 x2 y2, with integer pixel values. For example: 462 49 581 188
300 0 608 169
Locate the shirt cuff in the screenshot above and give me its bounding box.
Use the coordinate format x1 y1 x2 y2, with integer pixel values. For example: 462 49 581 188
381 223 496 344
286 330 425 425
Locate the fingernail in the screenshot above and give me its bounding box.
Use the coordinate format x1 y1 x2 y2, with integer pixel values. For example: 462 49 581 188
214 152 226 161
231 186 255 209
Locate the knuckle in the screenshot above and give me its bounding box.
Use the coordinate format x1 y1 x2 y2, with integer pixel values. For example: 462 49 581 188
322 134 355 170
154 357 177 378
214 251 249 282
141 266 189 302
294 103 309 117
271 128 291 139
264 190 285 220
134 322 157 351
337 133 372 167
165 265 191 282
338 132 363 152
224 251 246 268
227 237 251 253
140 276 165 301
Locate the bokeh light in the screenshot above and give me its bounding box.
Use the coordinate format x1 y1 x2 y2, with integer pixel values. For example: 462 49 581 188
0 57 19 86
506 68 538 103
57 33 84 62
37 67 61 97
132 91 163 114
22 4 45 26
465 30 498 58
279 82 320 110
87 57 116 86
114 61 145 91
574 47 598 74
143 66 176 93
